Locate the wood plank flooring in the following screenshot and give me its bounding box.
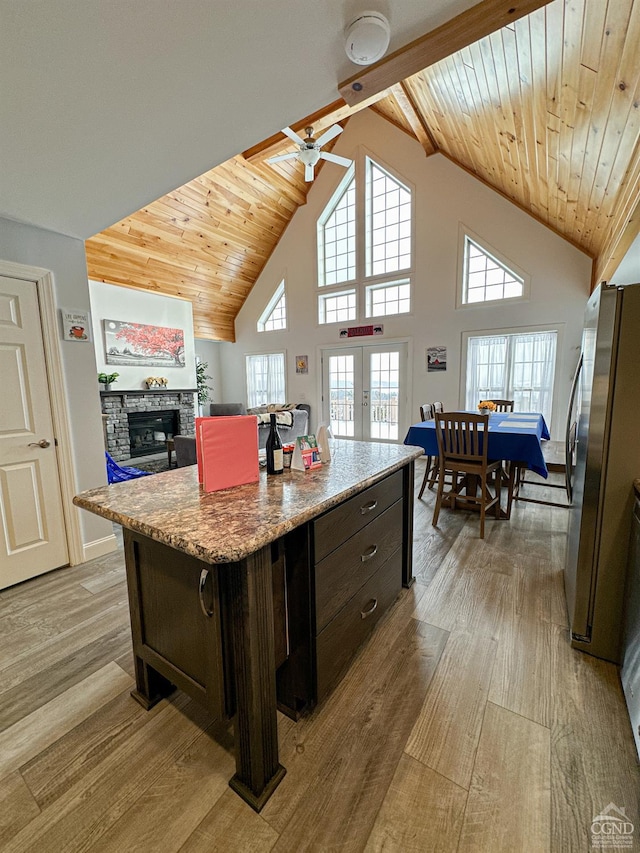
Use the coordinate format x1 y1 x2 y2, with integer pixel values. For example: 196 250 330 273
1 462 639 852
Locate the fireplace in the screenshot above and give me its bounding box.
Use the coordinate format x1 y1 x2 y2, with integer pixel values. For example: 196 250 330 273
127 409 178 458
100 390 195 462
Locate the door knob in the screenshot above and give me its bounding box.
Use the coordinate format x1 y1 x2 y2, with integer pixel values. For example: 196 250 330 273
28 439 51 448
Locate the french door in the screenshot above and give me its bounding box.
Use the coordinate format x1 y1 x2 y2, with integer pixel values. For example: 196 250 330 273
321 343 408 441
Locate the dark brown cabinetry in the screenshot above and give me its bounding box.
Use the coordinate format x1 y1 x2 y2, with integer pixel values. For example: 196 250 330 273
75 448 419 812
124 533 226 718
313 472 404 699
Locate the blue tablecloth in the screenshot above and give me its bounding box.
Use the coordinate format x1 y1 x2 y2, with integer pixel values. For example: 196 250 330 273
404 412 551 478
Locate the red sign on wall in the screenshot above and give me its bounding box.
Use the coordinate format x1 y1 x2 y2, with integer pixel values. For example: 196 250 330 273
339 324 384 339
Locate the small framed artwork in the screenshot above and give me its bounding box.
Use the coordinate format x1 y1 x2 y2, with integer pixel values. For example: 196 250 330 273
427 346 447 372
61 309 91 341
296 355 309 374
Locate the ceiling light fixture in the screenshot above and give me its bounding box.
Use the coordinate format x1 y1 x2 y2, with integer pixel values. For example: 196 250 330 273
344 11 390 66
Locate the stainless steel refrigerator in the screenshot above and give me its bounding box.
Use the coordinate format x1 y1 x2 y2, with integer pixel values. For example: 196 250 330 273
565 282 640 663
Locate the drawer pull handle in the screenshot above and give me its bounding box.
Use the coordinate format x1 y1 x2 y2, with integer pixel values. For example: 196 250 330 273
360 500 378 515
361 544 378 562
361 598 378 619
198 568 214 618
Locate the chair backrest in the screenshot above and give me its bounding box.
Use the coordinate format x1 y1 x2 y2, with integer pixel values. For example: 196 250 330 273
490 399 514 412
435 412 489 465
419 403 435 421
174 435 197 467
432 401 444 414
209 403 246 416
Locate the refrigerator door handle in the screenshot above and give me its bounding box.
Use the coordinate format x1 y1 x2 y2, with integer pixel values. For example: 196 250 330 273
564 353 583 504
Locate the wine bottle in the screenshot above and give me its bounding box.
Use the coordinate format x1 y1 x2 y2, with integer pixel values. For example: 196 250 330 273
266 413 284 475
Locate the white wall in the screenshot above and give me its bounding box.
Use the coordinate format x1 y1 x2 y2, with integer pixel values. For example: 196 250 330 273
0 216 111 547
220 110 592 440
89 281 196 390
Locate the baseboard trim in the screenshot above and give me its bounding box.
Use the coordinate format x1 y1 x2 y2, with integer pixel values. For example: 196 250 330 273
82 534 118 562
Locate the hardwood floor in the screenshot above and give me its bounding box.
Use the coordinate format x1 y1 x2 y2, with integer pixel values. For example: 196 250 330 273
1 462 639 852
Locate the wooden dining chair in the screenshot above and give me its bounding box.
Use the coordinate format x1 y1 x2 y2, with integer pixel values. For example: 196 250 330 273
417 403 438 498
432 401 444 414
489 399 514 412
432 412 502 539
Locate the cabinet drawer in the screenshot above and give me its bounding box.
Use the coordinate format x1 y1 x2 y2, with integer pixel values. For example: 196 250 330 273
315 499 403 631
316 548 402 701
313 469 403 562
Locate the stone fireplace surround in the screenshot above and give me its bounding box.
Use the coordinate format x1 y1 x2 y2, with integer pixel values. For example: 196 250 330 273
100 389 196 462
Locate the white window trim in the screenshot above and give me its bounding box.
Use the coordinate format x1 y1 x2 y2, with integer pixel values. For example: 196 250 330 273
456 223 531 310
317 287 358 325
244 350 287 409
317 164 356 289
316 146 415 324
257 279 286 332
365 278 412 319
364 155 414 281
460 323 565 431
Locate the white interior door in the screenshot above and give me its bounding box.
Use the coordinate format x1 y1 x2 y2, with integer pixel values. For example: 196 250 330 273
0 276 68 589
322 342 408 441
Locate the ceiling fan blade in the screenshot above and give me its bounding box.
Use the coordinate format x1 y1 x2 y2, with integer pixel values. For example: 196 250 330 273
314 124 343 148
281 126 306 146
267 151 299 164
320 151 353 168
305 162 315 182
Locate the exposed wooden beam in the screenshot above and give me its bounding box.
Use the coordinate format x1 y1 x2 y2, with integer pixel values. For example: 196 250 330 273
242 91 391 164
389 83 438 155
338 0 555 106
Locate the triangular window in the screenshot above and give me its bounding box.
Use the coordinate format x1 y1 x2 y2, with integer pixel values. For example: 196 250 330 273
257 280 286 332
463 235 525 304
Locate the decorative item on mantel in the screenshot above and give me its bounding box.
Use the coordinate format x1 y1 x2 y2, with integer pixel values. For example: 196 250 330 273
478 400 497 413
98 372 119 391
145 376 168 389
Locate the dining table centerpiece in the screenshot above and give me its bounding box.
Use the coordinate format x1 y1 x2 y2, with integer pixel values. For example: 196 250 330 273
478 400 497 413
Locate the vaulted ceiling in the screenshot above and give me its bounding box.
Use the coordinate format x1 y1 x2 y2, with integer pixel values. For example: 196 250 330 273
85 0 640 342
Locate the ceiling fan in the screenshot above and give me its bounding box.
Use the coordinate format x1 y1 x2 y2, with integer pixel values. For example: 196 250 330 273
267 125 353 182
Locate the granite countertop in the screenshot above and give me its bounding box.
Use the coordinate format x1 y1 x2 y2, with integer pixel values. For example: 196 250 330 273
74 439 423 564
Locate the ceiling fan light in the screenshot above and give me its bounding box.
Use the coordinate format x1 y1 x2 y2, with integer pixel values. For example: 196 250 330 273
345 11 390 66
299 148 321 167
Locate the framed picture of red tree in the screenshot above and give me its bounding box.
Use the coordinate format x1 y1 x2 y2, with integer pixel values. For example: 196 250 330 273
103 319 186 368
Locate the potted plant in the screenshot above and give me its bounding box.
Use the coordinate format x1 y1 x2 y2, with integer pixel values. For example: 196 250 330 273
98 371 119 391
196 361 212 414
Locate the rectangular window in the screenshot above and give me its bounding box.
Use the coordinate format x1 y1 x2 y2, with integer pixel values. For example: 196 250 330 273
365 279 410 318
318 289 357 325
465 331 557 426
245 352 285 409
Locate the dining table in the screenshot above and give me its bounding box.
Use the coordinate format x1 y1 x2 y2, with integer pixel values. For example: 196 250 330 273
404 411 551 518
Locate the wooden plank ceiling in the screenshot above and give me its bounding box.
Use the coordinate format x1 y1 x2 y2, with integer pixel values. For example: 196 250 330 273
85 0 640 342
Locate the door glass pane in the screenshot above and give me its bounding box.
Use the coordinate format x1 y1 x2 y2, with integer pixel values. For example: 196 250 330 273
369 351 399 440
328 355 355 437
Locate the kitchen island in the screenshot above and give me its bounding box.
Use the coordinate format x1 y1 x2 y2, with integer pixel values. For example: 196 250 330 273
74 440 421 810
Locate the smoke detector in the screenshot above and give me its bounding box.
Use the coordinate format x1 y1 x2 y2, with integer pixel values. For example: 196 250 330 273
345 11 390 66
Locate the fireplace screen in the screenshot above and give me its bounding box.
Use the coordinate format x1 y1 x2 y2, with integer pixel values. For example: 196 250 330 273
128 410 178 458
